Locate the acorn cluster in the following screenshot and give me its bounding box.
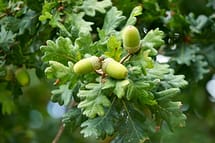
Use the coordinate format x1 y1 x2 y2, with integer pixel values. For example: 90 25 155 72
73 25 140 80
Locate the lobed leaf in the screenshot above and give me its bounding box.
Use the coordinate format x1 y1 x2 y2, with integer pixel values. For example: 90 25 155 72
79 0 112 16
168 44 200 66
126 80 157 105
62 107 83 129
70 12 94 34
112 101 150 143
126 6 143 26
81 115 114 138
40 36 80 64
158 101 186 131
191 55 209 81
103 7 126 36
104 36 122 61
0 26 16 50
113 79 130 99
45 61 75 84
155 88 180 101
141 28 165 55
77 83 111 118
51 83 73 105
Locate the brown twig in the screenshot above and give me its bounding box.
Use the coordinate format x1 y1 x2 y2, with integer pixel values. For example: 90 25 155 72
52 123 65 143
0 13 7 19
52 100 77 143
100 136 114 143
53 79 60 86
95 69 104 75
120 53 131 64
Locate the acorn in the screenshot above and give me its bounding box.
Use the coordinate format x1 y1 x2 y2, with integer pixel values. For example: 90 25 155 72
73 56 101 74
122 25 141 54
4 65 14 81
102 58 128 80
15 67 30 86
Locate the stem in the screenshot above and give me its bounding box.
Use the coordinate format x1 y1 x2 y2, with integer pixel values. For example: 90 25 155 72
0 13 7 19
52 123 65 143
52 101 77 143
95 69 104 75
120 53 131 64
53 79 60 86
100 136 114 143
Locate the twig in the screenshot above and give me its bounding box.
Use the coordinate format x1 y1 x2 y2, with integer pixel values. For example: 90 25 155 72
0 13 7 19
52 100 77 143
95 69 104 75
53 79 60 86
120 53 131 64
52 123 65 143
100 136 114 143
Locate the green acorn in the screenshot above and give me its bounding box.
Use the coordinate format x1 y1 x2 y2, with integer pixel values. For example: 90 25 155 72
4 65 14 81
73 56 101 74
102 58 128 80
15 67 30 86
122 25 141 54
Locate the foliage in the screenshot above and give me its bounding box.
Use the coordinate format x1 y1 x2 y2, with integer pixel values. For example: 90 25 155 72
124 0 215 142
40 2 188 142
0 0 51 115
137 0 215 82
1 0 215 143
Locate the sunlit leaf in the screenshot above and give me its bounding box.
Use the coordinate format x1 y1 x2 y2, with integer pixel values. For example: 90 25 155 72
104 36 122 61
126 6 142 26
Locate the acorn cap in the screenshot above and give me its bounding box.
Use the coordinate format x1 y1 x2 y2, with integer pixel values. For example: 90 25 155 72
89 56 101 70
102 58 114 72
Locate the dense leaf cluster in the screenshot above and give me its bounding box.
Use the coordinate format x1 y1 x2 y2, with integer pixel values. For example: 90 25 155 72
1 0 215 143
0 0 51 115
40 2 187 142
135 0 215 82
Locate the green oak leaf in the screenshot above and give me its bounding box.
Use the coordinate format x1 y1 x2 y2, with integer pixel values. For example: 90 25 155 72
141 28 165 55
51 83 73 106
79 0 112 16
159 101 186 131
45 61 74 84
40 36 80 64
0 26 16 50
104 36 122 61
71 12 94 35
81 115 114 138
77 83 111 118
103 7 126 36
126 5 143 26
113 79 129 99
62 107 83 130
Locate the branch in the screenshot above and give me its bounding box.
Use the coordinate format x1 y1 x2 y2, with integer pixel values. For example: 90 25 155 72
120 53 131 64
100 136 114 143
0 13 7 19
52 101 77 143
52 123 65 143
